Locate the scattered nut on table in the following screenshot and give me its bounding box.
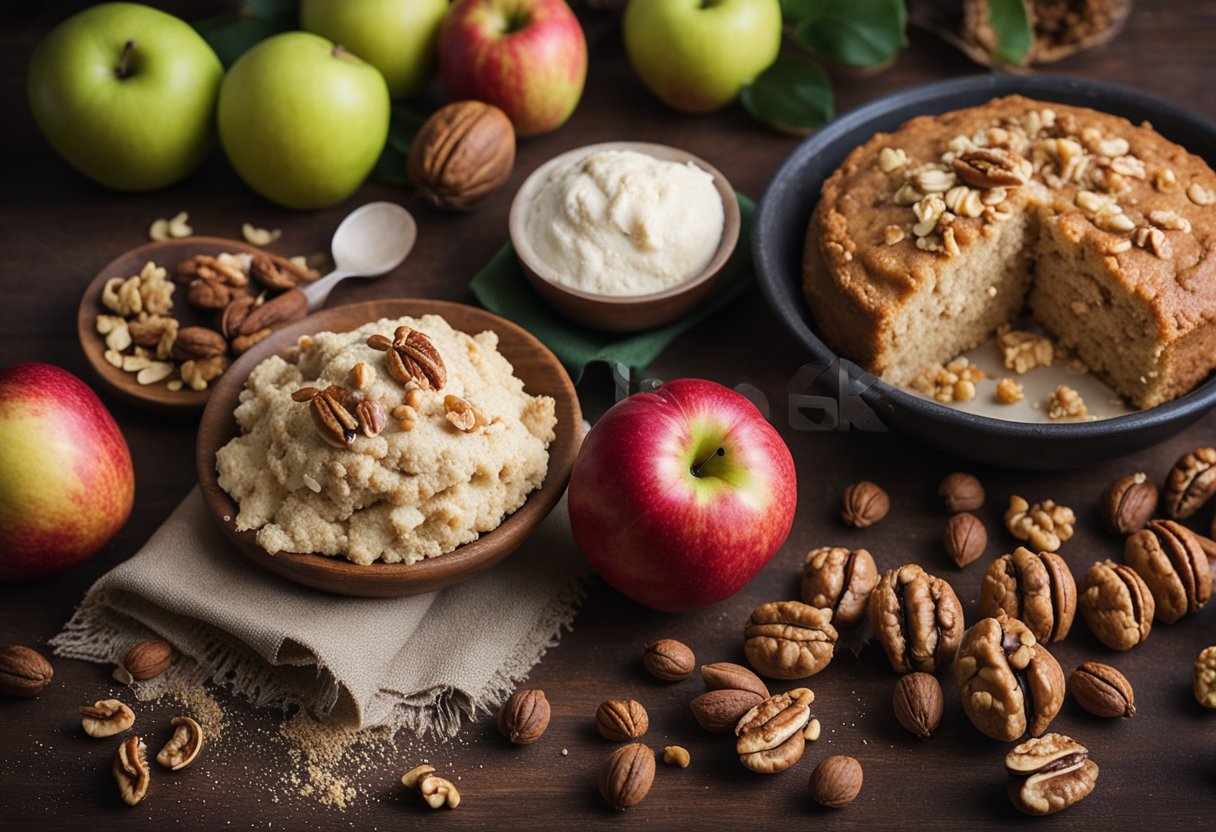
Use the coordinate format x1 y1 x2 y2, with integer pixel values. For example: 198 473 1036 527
497 688 550 745
595 699 649 742
938 472 984 512
735 688 814 774
156 715 204 770
599 743 654 810
1005 733 1098 816
808 755 863 808
81 699 136 737
841 481 889 527
662 745 690 767
113 735 151 806
1005 496 1075 552
893 672 944 739
1069 662 1135 718
643 638 695 681
801 546 878 627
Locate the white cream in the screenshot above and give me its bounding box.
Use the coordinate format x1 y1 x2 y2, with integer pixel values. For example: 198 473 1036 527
525 149 725 296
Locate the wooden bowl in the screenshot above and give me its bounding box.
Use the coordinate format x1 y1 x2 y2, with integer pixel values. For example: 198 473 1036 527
508 141 740 333
197 298 581 597
78 237 262 413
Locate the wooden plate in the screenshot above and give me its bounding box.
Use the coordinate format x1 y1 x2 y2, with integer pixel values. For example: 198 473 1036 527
78 236 266 413
196 299 581 597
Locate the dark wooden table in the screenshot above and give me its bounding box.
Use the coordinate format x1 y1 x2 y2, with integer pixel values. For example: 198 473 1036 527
3 3 1216 829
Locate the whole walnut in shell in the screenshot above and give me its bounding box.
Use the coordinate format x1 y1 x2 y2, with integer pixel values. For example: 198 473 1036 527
955 616 1065 742
407 100 516 210
868 563 965 674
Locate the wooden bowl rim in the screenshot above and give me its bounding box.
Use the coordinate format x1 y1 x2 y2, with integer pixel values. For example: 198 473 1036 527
507 141 741 306
196 298 581 596
77 236 265 413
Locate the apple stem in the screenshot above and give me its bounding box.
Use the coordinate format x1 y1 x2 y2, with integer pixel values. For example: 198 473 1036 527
691 447 725 478
115 40 136 79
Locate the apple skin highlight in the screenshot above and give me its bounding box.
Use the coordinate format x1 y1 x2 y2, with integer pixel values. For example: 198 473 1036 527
0 364 134 581
569 378 796 612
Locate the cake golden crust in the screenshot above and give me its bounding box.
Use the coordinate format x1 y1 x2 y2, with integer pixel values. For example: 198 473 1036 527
803 94 1216 408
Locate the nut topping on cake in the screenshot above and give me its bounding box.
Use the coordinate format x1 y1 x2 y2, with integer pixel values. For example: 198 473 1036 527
953 148 1032 188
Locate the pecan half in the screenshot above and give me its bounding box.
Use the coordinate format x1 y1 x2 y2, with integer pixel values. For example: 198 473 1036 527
368 326 447 390
1125 519 1212 623
239 288 307 336
301 385 360 449
219 295 256 340
186 277 237 309
119 639 172 682
700 662 769 699
735 688 814 774
171 326 228 361
231 327 273 354
250 252 319 291
979 547 1076 644
156 715 203 770
174 254 249 287
1005 733 1098 816
1164 447 1216 519
1078 560 1154 650
1101 472 1158 535
114 736 150 806
1069 662 1134 718
869 563 965 674
841 481 889 527
81 699 136 737
953 148 1032 188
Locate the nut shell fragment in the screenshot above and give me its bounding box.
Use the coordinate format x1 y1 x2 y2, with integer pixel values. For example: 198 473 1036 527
113 735 151 806
156 715 203 770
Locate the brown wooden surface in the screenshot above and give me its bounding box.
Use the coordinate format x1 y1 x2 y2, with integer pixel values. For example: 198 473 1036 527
197 298 582 596
3 3 1216 829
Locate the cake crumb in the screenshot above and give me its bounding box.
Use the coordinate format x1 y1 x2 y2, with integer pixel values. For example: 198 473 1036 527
996 378 1024 403
910 357 986 403
1048 385 1088 420
997 326 1054 374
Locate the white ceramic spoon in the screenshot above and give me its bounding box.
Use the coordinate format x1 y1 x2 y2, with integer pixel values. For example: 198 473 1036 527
302 201 418 312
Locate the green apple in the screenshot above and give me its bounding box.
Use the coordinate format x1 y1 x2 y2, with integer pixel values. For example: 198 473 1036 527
300 0 449 100
27 2 223 191
623 0 782 114
217 32 391 209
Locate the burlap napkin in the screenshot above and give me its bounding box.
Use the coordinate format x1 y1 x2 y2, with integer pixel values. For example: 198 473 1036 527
52 487 588 736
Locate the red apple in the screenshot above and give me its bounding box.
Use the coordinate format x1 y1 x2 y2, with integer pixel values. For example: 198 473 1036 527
568 378 796 612
0 364 134 581
438 0 587 137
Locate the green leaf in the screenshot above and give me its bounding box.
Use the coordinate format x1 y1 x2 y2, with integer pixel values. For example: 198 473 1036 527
245 0 299 20
794 0 908 67
195 14 291 67
986 0 1033 65
741 56 834 134
371 104 431 187
779 0 816 23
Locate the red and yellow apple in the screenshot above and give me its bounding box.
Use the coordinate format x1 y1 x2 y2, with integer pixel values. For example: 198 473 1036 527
0 364 134 581
438 0 587 137
568 378 797 612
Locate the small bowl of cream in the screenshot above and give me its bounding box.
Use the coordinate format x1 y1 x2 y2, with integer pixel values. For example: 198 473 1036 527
509 141 740 332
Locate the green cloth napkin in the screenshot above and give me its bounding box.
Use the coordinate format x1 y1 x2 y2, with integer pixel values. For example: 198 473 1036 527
471 193 756 380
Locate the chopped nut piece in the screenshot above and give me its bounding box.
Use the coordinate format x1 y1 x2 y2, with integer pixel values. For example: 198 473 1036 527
103 349 124 369
368 326 447 389
893 182 922 205
1153 168 1178 192
1187 182 1215 205
1006 496 1075 552
180 356 228 391
998 327 1054 374
883 224 905 245
165 211 192 238
1109 155 1146 179
944 185 985 218
357 400 386 437
909 357 986 403
166 380 184 392
148 218 171 241
1133 226 1172 259
136 362 174 386
942 227 961 257
104 319 132 353
878 147 908 173
443 394 487 432
418 774 461 809
663 746 691 768
1048 385 1088 420
349 362 374 390
1148 209 1192 232
996 378 1024 403
805 718 822 742
913 166 957 193
241 222 282 246
1094 211 1135 233
402 765 436 789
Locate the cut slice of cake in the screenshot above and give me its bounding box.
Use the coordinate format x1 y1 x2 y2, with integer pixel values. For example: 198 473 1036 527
803 95 1216 409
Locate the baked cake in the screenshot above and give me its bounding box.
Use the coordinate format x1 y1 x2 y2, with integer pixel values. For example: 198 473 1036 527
802 95 1216 409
